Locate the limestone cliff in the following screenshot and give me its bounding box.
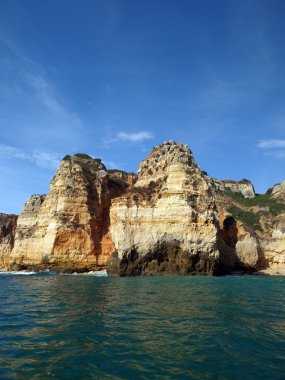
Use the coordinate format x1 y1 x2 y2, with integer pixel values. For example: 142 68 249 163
2 142 285 275
109 142 220 275
9 155 129 272
215 185 285 274
270 180 285 200
0 214 17 269
213 179 255 198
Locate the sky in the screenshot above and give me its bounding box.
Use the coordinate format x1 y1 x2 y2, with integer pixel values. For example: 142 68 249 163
1 0 285 214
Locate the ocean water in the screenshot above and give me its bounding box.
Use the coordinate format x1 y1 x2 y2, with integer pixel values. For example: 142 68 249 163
0 273 285 380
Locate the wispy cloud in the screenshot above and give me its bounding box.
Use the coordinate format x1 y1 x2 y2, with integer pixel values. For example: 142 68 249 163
23 72 65 116
117 131 153 143
102 129 154 147
264 151 285 159
257 139 285 149
257 138 285 158
0 144 61 169
0 36 84 146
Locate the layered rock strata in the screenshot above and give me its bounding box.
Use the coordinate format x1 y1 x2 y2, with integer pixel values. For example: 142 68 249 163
1 141 285 275
9 156 129 272
261 216 285 272
109 142 221 275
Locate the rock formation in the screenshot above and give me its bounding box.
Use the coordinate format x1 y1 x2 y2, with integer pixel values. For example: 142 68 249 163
9 155 131 272
1 142 285 275
270 180 285 200
0 214 17 269
213 179 255 198
109 142 220 275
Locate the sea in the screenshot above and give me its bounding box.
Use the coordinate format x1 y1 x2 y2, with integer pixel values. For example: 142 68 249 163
0 273 285 380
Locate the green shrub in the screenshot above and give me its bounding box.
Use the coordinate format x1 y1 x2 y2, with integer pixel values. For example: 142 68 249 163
227 206 263 231
224 190 285 216
74 153 92 159
62 155 71 161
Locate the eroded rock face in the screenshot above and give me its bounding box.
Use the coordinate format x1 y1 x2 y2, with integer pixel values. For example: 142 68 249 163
109 142 220 275
214 179 255 198
217 210 265 273
9 156 128 271
0 213 18 269
271 181 285 200
261 216 285 272
3 141 285 275
108 170 137 186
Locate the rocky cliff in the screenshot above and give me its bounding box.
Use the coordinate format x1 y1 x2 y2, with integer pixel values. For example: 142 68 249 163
8 155 131 272
109 142 220 275
1 142 285 275
215 183 285 274
0 213 18 269
270 180 285 200
213 179 255 198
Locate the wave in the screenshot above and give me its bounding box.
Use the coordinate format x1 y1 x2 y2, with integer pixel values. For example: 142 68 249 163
0 269 108 277
71 270 108 277
0 269 51 276
0 271 37 275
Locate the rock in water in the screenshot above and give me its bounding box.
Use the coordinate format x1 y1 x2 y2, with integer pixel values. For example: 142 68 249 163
109 142 220 275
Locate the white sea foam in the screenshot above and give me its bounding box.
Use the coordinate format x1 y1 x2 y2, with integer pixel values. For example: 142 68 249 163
72 270 108 277
0 271 37 275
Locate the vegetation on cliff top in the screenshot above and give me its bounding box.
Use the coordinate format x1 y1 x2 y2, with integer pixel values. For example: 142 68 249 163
224 190 285 216
223 189 285 231
227 205 263 232
74 153 93 159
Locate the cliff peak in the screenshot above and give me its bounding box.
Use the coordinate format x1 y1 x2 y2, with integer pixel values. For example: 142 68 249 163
136 141 198 188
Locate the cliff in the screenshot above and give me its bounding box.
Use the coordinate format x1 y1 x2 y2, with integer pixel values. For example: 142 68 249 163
215 186 285 274
270 180 285 200
0 214 18 269
213 179 255 198
1 142 285 275
9 155 131 272
109 142 220 275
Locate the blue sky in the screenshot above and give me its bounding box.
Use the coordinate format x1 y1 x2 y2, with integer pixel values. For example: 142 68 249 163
1 0 285 214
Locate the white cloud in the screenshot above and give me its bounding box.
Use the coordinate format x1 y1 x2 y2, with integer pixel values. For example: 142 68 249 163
257 139 285 149
117 131 153 143
257 138 285 159
0 144 60 169
263 151 285 159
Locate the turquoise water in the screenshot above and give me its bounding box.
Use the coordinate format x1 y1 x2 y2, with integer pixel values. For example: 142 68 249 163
0 274 285 380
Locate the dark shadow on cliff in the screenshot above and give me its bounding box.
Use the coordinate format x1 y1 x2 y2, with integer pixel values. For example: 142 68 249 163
216 216 239 275
217 216 268 275
108 240 218 276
